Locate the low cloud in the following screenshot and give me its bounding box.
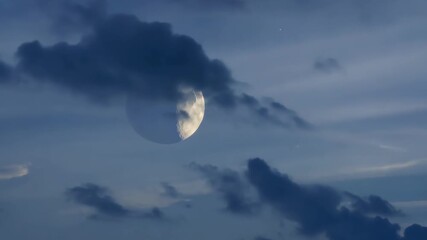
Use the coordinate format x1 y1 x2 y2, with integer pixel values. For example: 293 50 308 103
66 183 164 220
0 164 29 180
346 192 403 217
197 158 427 240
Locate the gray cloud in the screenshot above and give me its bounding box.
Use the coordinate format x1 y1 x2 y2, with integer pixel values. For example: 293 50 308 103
404 224 427 240
161 182 181 199
198 158 427 240
346 192 403 217
0 60 13 83
192 163 258 215
245 158 426 240
13 9 307 129
66 183 164 220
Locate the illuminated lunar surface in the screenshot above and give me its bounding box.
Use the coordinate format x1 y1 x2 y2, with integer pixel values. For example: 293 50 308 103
126 90 205 144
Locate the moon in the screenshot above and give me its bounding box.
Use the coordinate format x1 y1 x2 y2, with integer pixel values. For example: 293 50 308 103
126 89 205 144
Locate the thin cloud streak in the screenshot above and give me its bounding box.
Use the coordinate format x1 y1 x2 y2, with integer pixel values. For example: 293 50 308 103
354 161 421 174
0 164 29 180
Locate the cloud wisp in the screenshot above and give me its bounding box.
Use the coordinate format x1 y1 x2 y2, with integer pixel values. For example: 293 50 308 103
197 158 427 240
0 164 29 180
161 182 182 199
314 58 342 74
66 183 164 221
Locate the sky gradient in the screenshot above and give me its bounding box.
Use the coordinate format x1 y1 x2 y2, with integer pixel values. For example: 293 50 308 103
1 0 427 239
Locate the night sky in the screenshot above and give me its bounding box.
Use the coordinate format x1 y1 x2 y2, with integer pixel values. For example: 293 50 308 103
1 0 427 239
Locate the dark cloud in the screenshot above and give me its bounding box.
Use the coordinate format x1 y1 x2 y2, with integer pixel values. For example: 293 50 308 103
14 9 307 129
314 58 342 73
191 163 257 215
0 60 12 83
346 192 402 217
269 101 311 129
16 14 235 104
66 183 164 220
161 182 181 199
246 158 342 235
198 158 427 240
245 158 427 240
66 183 129 218
38 0 107 34
404 224 427 240
238 94 311 129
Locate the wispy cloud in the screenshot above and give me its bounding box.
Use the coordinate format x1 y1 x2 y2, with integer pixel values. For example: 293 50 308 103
354 160 420 174
66 183 165 220
0 164 29 180
378 144 407 153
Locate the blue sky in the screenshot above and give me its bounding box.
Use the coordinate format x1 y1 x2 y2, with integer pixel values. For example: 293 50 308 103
1 0 427 239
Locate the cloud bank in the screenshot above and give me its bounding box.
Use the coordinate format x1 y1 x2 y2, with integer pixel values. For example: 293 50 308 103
197 158 427 240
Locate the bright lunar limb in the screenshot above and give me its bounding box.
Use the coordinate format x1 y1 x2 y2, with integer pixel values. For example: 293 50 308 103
126 89 205 144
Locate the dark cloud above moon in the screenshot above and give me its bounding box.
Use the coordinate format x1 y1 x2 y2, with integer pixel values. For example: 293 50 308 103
197 158 427 240
12 6 308 129
66 183 164 220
